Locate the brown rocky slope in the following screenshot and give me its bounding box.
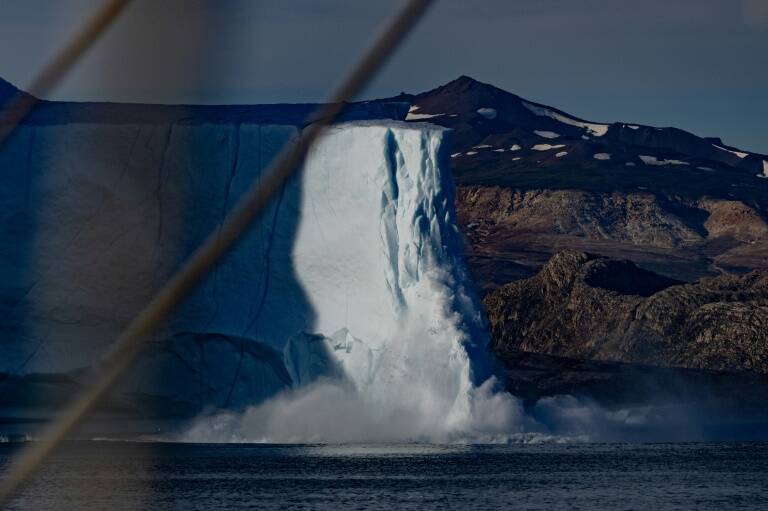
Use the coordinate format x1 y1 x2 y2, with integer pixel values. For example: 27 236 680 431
456 186 768 291
485 251 768 374
393 76 768 290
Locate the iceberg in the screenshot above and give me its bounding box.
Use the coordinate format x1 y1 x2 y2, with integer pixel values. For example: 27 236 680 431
0 118 496 435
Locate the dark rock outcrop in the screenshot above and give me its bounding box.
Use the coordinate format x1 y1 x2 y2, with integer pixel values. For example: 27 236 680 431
485 251 768 374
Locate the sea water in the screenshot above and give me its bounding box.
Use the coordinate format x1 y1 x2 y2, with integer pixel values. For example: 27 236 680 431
2 442 767 510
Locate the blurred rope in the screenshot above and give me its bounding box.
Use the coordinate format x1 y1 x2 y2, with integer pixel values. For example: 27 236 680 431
0 0 433 504
0 0 132 147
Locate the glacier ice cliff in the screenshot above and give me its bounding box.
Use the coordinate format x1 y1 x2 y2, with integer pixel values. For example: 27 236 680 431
0 118 499 435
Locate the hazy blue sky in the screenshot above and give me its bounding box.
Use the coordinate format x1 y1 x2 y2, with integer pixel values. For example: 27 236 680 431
0 0 766 152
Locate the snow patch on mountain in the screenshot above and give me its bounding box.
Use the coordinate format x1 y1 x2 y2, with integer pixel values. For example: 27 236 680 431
532 144 566 151
522 101 609 137
534 130 560 139
406 106 445 121
714 144 749 159
406 112 445 120
639 155 690 166
593 153 611 161
405 105 445 121
759 160 768 179
476 108 497 119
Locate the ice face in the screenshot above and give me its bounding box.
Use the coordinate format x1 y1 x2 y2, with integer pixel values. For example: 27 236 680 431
0 122 306 415
0 120 493 424
285 122 494 433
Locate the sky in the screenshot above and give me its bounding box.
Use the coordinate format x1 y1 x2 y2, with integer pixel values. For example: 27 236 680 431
0 0 766 152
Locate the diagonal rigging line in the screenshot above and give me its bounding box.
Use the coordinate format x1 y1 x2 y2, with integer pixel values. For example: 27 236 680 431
0 0 434 503
0 0 132 147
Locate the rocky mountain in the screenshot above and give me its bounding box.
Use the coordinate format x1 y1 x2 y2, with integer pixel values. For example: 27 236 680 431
392 76 768 289
483 250 768 412
388 77 768 402
485 251 768 374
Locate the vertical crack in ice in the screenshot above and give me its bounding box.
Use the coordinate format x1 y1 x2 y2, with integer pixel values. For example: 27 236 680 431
222 123 242 219
115 125 142 186
204 124 243 330
154 124 174 246
22 126 36 205
384 128 400 202
224 177 288 407
241 183 286 337
380 128 406 309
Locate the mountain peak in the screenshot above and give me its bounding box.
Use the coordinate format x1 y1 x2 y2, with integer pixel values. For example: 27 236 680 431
440 75 498 93
452 75 482 85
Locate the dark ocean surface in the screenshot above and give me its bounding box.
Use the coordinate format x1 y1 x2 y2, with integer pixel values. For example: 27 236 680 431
2 442 768 510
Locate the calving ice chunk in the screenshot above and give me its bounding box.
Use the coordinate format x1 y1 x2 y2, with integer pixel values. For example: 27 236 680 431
291 122 493 392
182 121 517 442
